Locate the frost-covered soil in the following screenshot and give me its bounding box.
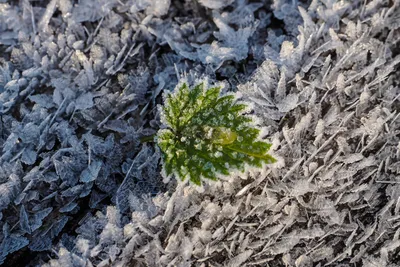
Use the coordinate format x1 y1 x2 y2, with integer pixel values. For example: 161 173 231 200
0 0 400 266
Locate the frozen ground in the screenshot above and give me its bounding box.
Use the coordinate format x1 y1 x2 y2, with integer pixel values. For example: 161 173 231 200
0 0 399 266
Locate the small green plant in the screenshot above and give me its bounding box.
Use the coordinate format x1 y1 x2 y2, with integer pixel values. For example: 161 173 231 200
154 82 276 186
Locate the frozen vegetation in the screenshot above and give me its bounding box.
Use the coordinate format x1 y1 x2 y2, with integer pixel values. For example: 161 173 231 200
0 0 399 266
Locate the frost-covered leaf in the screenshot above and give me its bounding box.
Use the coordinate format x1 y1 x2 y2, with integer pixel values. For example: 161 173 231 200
80 160 102 183
0 233 29 265
29 216 69 251
21 148 37 165
227 250 253 267
276 94 299 112
0 174 21 211
19 205 31 234
20 123 40 144
59 202 78 213
30 207 53 232
71 0 116 22
116 170 135 213
75 92 94 110
89 189 107 209
28 94 55 109
2 133 18 153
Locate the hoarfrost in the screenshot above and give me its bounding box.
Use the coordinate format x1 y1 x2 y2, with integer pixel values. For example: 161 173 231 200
0 0 399 266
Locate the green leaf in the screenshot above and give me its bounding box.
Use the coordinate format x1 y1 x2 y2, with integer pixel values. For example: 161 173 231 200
157 82 276 186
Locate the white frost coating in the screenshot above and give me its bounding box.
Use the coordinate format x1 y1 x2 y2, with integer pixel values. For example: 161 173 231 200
227 250 253 267
276 69 287 101
193 183 205 193
314 119 325 137
276 93 299 112
198 0 234 9
163 184 181 222
258 126 271 140
214 151 223 158
38 0 57 32
146 0 171 16
294 112 312 138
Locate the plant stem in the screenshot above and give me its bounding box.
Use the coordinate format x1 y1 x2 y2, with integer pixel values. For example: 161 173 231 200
140 134 156 143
